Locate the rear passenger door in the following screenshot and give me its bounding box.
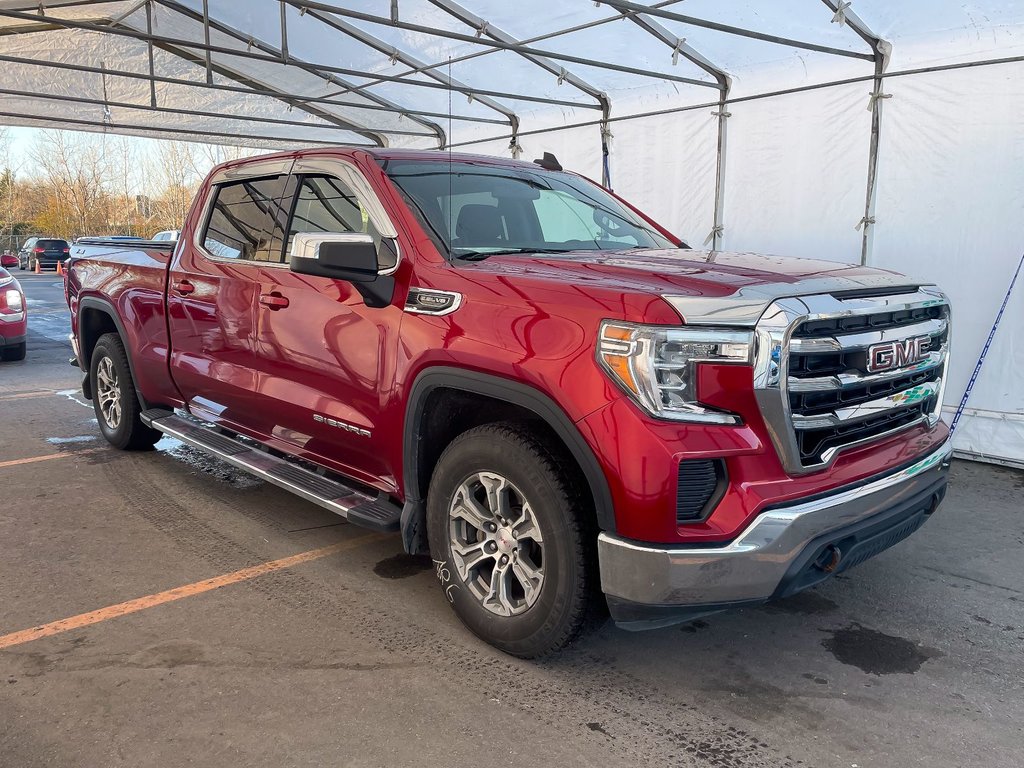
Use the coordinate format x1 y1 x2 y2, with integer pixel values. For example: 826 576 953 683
247 156 404 491
166 159 295 436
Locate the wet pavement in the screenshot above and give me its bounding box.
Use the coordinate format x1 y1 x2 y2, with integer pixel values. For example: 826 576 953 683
1 272 1021 767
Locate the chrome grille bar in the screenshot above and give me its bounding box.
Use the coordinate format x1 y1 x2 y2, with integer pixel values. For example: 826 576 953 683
790 317 947 354
787 346 947 392
791 381 941 429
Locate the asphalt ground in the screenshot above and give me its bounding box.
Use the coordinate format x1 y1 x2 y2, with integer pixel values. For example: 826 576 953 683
1 271 1021 767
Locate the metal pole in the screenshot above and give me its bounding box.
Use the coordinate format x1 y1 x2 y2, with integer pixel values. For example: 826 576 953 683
598 0 874 61
145 0 156 107
201 0 212 84
279 0 288 64
0 52 503 126
710 85 730 250
819 0 890 266
0 110 372 147
0 86 438 138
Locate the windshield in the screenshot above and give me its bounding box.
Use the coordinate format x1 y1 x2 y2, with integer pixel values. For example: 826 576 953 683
381 159 678 260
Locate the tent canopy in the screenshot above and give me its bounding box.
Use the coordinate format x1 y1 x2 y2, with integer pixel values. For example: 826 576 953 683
1 0 1016 151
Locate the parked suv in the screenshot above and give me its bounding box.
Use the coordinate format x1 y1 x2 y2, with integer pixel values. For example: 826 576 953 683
22 238 70 270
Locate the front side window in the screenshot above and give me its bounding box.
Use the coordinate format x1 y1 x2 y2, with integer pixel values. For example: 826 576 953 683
285 175 393 271
382 159 679 261
202 175 292 262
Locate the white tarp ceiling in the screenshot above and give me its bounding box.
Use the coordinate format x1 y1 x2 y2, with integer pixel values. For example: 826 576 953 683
1 0 1023 467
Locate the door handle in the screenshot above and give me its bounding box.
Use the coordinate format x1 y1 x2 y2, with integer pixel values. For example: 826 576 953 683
174 280 195 295
259 292 289 310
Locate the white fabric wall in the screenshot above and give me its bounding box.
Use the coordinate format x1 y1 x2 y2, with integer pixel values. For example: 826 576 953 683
870 62 1024 465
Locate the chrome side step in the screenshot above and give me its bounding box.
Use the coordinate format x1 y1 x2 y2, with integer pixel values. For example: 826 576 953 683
141 410 401 532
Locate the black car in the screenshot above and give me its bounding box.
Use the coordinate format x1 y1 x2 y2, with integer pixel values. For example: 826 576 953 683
21 238 69 270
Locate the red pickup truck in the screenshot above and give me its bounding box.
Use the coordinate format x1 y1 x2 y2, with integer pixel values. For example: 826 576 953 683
66 148 952 657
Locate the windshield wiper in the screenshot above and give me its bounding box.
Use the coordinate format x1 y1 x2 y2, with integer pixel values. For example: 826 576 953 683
456 248 576 261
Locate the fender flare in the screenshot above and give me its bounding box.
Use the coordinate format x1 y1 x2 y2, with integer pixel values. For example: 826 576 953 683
77 296 150 409
401 367 615 551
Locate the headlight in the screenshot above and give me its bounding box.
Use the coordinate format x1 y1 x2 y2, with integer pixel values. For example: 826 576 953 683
597 321 753 424
4 289 22 312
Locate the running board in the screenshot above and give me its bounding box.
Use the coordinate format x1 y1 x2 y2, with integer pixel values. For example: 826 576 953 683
141 410 401 532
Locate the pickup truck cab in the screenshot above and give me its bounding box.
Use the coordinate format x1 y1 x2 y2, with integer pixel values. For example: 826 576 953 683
66 148 952 657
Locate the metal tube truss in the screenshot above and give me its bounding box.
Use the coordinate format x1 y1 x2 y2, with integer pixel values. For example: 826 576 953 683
284 0 722 90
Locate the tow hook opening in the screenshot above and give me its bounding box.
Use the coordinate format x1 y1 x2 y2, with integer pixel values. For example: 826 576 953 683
814 544 843 573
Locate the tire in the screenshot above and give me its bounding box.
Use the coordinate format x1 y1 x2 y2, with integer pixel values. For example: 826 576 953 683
1 342 26 361
89 333 161 450
427 423 597 658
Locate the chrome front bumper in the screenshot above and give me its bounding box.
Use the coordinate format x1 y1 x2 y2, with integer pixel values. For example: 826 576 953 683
598 440 952 620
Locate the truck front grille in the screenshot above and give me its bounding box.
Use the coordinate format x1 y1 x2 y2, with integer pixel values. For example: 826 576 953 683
753 289 949 474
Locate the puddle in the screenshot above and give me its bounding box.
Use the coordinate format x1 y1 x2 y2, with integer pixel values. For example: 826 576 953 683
821 624 940 675
373 553 433 579
46 436 96 445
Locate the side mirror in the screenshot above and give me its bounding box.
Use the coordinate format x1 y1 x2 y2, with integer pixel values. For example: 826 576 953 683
289 232 379 282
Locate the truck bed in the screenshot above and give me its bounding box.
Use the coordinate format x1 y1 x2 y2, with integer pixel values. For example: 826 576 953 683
67 238 176 407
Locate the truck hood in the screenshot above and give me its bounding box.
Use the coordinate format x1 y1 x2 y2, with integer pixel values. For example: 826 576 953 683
467 249 923 326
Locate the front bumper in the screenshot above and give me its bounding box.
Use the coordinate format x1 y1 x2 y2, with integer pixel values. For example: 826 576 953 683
598 439 952 629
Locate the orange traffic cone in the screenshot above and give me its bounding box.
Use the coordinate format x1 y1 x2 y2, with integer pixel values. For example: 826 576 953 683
34 259 40 274
57 261 63 276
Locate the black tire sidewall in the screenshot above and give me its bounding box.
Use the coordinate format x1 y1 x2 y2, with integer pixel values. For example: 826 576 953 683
90 336 139 450
427 427 586 656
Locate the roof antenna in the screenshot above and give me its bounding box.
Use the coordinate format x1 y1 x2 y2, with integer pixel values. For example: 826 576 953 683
448 56 453 262
532 152 562 171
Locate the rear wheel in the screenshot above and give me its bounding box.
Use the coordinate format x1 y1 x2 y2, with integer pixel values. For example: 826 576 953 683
427 423 597 658
90 333 161 450
1 342 26 361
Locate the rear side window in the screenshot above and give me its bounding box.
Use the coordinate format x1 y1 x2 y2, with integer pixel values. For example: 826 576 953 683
285 175 392 270
202 175 293 263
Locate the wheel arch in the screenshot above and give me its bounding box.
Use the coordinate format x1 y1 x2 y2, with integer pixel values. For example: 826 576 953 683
77 296 149 409
401 367 615 553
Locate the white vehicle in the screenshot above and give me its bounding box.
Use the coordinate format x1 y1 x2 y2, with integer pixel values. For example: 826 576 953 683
151 230 180 242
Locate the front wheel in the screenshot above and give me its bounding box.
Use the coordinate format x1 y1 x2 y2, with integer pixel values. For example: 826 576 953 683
1 342 26 361
89 333 161 450
427 423 597 658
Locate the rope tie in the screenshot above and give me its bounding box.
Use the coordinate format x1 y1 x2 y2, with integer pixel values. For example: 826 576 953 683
556 68 568 86
703 225 724 246
866 91 892 111
855 215 875 231
831 1 852 27
671 38 687 66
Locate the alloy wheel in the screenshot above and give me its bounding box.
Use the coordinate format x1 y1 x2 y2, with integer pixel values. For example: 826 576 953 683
447 471 545 617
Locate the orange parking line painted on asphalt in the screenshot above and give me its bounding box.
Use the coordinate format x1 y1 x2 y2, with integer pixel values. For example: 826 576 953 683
0 390 55 401
0 535 381 651
0 449 106 470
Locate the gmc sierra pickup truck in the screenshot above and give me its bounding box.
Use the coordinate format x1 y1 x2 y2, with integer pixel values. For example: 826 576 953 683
66 148 952 657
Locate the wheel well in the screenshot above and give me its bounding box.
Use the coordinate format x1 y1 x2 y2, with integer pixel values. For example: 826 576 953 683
78 307 119 369
414 388 595 516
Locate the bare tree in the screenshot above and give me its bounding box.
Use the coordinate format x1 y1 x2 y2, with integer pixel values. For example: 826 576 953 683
148 140 200 232
29 130 113 237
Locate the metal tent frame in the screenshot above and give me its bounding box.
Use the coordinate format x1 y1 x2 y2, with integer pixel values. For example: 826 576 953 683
0 0 886 252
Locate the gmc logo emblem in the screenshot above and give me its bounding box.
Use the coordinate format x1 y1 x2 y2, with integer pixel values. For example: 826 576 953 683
867 335 931 373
